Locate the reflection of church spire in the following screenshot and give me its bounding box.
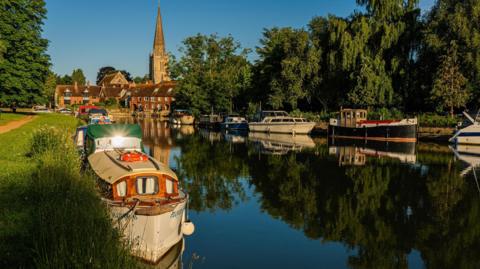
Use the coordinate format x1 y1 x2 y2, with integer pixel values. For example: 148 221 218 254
150 1 170 84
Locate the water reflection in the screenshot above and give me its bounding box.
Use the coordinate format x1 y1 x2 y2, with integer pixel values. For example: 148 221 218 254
121 118 480 269
329 140 417 166
249 132 316 155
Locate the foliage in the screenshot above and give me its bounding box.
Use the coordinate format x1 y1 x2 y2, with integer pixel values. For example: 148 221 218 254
43 71 56 107
0 0 50 106
430 43 469 116
169 34 251 116
56 74 72 85
71 68 86 85
133 74 149 84
418 113 460 128
253 27 320 110
0 114 139 268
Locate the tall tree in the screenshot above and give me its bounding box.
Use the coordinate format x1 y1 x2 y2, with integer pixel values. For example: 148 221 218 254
430 43 469 116
170 34 251 115
43 71 56 108
0 0 50 106
253 27 320 110
71 69 86 85
421 0 480 105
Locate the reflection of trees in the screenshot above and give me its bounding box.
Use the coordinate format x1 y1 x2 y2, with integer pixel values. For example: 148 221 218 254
248 144 480 269
174 135 248 212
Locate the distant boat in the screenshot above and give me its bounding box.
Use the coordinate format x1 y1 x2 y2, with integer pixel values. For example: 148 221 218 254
169 109 194 125
248 110 316 135
74 124 195 263
220 115 248 131
328 108 417 142
198 113 223 129
450 111 480 145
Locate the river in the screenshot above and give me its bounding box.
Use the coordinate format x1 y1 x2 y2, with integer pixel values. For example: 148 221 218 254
126 118 480 269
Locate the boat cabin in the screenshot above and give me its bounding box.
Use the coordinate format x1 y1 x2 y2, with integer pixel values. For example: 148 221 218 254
337 109 367 127
75 124 144 155
88 150 180 203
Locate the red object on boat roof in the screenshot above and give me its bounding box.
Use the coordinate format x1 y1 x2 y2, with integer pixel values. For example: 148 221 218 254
358 119 401 125
78 105 99 115
120 152 149 162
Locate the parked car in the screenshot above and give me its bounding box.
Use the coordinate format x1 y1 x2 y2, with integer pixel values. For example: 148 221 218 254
58 108 72 114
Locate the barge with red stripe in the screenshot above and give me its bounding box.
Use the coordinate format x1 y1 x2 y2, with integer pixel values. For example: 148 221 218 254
328 109 417 142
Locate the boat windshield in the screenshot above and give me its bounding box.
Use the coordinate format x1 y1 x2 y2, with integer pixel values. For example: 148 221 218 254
94 137 142 152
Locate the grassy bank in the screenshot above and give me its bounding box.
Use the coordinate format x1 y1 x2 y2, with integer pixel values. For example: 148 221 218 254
0 114 138 268
0 112 25 126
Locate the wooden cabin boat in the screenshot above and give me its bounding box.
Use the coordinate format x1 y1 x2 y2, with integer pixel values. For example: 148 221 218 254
169 109 194 125
328 109 417 142
75 124 194 263
198 113 223 129
248 111 316 135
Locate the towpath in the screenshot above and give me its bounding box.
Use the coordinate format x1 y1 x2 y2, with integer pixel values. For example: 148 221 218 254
0 115 35 134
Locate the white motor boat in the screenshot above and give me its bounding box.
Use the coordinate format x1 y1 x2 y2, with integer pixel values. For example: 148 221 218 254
450 111 480 145
248 111 316 135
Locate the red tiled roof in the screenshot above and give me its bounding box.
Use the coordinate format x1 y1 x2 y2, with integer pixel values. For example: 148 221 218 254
55 85 102 97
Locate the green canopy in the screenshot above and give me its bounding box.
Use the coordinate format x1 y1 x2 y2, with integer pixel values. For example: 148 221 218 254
86 124 143 140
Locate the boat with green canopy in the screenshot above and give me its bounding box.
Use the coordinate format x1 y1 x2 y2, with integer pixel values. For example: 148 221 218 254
74 123 195 263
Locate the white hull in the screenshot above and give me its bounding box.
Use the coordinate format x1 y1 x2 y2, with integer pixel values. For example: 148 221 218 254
110 198 188 263
249 122 316 134
170 116 194 125
450 124 480 145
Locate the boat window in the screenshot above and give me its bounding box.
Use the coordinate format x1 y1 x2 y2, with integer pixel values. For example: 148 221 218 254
76 130 84 147
272 119 282 122
116 181 127 197
166 178 174 194
135 176 158 195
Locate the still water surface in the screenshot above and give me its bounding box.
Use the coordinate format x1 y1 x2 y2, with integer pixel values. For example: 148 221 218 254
132 118 480 269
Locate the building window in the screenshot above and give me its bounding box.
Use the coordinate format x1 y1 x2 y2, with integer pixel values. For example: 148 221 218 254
144 97 149 101
138 97 141 102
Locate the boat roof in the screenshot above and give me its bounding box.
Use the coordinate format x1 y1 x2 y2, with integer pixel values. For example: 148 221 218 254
88 150 178 184
86 124 142 140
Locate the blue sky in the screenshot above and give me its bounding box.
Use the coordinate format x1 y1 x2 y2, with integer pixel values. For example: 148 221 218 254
43 0 436 83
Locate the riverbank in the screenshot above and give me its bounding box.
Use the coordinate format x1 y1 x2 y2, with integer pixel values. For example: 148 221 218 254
0 114 137 268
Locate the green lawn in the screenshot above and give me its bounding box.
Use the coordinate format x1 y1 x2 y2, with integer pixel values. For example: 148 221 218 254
0 113 26 126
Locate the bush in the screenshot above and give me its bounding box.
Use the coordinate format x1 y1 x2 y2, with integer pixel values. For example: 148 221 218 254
418 113 460 128
29 126 74 158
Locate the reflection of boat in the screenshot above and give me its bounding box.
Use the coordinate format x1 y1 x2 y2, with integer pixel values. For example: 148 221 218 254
169 109 194 125
249 111 316 134
248 132 316 155
146 238 184 268
328 108 417 142
199 129 222 142
450 111 480 145
329 140 417 166
75 124 194 263
224 132 246 144
451 144 480 176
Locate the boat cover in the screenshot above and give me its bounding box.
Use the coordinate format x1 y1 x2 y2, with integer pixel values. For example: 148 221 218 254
87 124 142 140
88 150 178 184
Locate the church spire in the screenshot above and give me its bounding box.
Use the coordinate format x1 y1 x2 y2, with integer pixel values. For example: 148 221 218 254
153 3 166 53
149 1 171 84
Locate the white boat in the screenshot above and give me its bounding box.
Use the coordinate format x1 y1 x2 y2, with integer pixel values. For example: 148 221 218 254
248 111 316 135
75 124 194 263
450 111 480 145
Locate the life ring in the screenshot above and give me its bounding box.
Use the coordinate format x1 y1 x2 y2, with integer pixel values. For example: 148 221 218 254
121 152 148 162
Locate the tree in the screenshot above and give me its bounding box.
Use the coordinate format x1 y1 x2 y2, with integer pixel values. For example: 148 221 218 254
96 66 115 85
43 71 56 108
430 44 469 116
71 69 86 85
253 27 320 110
56 74 72 85
133 75 149 84
0 0 50 106
170 34 251 115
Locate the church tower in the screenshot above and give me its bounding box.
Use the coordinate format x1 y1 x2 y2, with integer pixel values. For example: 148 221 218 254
149 4 171 84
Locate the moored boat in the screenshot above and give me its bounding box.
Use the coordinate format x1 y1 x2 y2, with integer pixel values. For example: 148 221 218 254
450 111 480 145
328 108 417 142
248 110 316 135
75 124 194 262
220 115 248 131
169 109 194 125
198 113 223 129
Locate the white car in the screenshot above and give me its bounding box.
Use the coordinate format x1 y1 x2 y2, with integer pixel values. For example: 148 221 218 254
58 108 72 114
